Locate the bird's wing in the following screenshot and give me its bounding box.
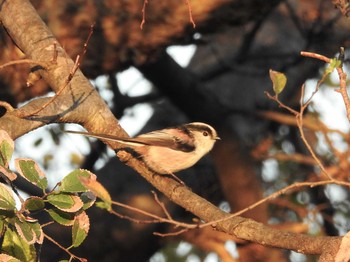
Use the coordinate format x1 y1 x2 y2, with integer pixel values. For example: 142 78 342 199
65 130 195 152
134 130 195 152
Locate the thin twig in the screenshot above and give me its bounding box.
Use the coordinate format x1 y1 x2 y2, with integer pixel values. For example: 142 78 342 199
297 84 333 180
266 68 333 180
185 0 196 28
335 67 350 121
44 232 87 262
264 92 299 115
0 59 47 70
111 199 196 229
151 190 173 220
109 209 161 224
199 179 350 228
301 49 350 122
154 228 190 237
23 24 95 117
140 0 148 29
300 51 330 63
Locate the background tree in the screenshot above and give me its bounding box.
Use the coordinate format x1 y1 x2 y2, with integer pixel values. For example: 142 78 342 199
0 0 350 261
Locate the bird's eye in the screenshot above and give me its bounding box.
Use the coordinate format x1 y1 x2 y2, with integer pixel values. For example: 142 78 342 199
203 131 209 137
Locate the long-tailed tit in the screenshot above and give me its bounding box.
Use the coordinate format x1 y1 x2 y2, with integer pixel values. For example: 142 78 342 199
66 122 220 182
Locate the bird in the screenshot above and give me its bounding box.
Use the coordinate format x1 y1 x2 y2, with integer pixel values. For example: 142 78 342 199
66 122 220 183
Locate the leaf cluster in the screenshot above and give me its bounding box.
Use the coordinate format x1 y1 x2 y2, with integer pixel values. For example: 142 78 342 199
0 130 111 261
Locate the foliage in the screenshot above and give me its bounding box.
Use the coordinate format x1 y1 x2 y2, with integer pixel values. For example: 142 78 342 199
0 130 111 261
269 69 287 96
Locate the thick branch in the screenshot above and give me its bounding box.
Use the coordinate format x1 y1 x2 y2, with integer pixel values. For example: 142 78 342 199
116 150 341 256
0 0 125 139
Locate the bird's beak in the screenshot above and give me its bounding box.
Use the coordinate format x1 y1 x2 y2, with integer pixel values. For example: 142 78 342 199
215 137 221 140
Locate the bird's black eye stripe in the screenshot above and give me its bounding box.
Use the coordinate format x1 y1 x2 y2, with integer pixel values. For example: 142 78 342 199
186 124 214 138
177 123 215 139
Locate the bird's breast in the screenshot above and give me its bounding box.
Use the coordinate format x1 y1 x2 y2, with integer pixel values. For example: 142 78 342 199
143 146 202 174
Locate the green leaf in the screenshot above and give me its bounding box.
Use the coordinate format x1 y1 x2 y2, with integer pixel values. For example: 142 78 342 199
79 177 112 211
46 193 83 212
30 220 44 244
0 130 14 168
2 227 36 261
0 183 16 211
269 69 287 95
72 211 90 247
23 197 45 212
14 220 35 245
325 58 342 75
15 159 48 190
13 216 42 245
95 201 111 210
47 208 75 226
59 169 96 193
